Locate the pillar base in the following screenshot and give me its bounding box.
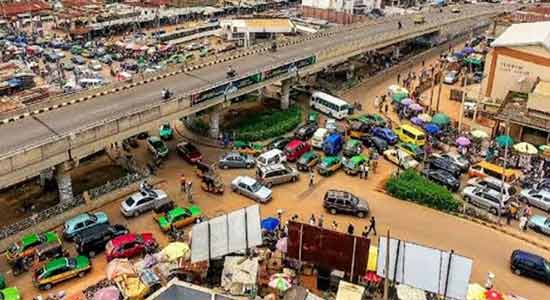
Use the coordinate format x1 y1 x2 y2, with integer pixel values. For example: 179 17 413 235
209 107 221 139
281 79 291 110
55 161 74 203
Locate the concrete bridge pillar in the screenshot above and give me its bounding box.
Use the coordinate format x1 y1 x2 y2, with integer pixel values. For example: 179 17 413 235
209 106 221 139
281 79 291 110
184 113 196 127
55 161 74 203
347 64 356 81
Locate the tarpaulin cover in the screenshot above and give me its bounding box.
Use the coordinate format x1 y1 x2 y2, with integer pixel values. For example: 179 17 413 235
106 258 135 280
221 256 259 295
93 287 120 300
261 217 280 232
335 281 364 300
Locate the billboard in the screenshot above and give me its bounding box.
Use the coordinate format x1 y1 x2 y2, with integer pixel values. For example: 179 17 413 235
287 222 370 277
376 237 473 300
263 56 317 80
191 72 263 105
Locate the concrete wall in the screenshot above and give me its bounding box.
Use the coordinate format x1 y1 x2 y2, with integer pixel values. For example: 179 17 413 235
302 6 368 24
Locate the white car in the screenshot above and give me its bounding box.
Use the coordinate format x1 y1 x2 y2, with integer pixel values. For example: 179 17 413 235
231 176 272 203
519 189 550 212
120 187 171 217
431 152 470 172
462 186 510 215
443 71 459 84
383 149 419 169
54 49 66 58
88 60 102 71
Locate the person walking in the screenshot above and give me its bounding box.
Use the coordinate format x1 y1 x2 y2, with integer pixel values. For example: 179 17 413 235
309 214 316 226
180 173 186 193
347 223 355 235
519 214 528 232
359 163 365 179
366 216 377 236
384 103 389 116
397 73 401 84
309 168 315 187
363 163 369 179
332 220 338 231
318 214 324 228
186 181 193 203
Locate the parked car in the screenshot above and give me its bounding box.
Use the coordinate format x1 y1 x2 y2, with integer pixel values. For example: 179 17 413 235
323 190 369 218
284 139 311 162
218 151 255 169
257 164 299 188
466 177 517 199
294 123 318 141
343 155 369 176
432 153 469 172
71 55 85 65
443 71 459 84
62 61 75 71
74 224 128 257
33 256 91 290
426 156 462 177
6 231 64 275
359 135 388 154
233 141 263 156
317 156 342 176
0 287 20 300
311 128 329 149
372 127 397 144
146 136 169 159
266 137 292 151
519 189 550 212
120 188 170 217
63 212 109 240
397 143 425 161
383 149 419 169
105 233 158 261
98 54 113 65
462 186 510 215
323 133 343 156
510 250 550 283
343 139 363 157
231 176 272 203
527 215 550 235
296 151 321 172
159 124 173 140
155 206 202 232
256 149 286 168
88 60 102 71
176 141 202 163
421 168 460 192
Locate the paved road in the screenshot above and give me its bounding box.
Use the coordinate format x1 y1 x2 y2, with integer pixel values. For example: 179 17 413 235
0 5 509 157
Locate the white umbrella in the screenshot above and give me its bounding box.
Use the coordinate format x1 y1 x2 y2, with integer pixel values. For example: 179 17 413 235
470 129 489 139
513 142 538 155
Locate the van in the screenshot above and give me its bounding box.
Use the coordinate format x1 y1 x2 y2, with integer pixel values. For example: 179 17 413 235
468 161 517 182
510 250 550 284
394 124 426 146
466 177 517 198
284 139 311 162
312 128 329 148
256 149 286 168
256 164 299 188
323 133 343 156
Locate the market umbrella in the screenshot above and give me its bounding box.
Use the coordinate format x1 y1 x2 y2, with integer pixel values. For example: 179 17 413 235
418 113 432 122
409 103 423 111
410 116 423 126
396 284 427 300
261 217 280 232
495 135 514 147
470 129 489 139
269 273 292 292
467 284 486 300
161 242 190 261
276 237 288 253
513 142 538 155
423 123 441 135
94 287 120 300
456 136 471 147
485 289 504 300
432 113 450 126
401 98 414 106
463 47 475 54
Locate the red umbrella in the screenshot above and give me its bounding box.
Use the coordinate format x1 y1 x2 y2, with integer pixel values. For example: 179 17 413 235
364 271 382 283
485 289 504 300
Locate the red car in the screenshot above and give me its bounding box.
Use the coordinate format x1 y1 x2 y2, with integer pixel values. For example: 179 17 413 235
176 142 202 163
105 233 157 261
284 139 311 162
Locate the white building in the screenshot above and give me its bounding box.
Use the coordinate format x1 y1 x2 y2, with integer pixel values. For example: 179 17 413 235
220 18 296 47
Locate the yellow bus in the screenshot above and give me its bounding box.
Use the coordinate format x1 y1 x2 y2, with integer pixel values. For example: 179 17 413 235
394 124 426 146
468 161 517 183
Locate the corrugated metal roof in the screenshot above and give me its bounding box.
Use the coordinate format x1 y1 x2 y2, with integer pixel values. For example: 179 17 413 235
0 1 50 17
491 21 550 50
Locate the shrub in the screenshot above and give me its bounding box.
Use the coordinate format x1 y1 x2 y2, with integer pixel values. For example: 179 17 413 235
385 169 460 212
229 106 302 141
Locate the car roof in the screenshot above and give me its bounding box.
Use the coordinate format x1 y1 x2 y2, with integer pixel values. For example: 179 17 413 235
301 151 317 160
238 176 256 186
287 139 303 148
322 156 340 164
45 257 68 270
148 136 161 142
513 250 545 263
111 233 139 245
260 164 287 172
67 212 93 225
350 155 367 164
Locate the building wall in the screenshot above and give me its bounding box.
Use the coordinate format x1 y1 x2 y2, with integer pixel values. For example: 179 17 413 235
302 6 368 24
171 0 217 7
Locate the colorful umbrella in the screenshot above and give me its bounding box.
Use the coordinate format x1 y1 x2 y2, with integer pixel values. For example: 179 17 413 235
467 283 486 300
432 113 450 126
456 136 471 147
485 289 504 300
409 103 423 111
495 135 514 147
410 116 423 125
161 242 190 261
418 113 432 122
401 98 414 106
94 287 120 300
470 129 489 139
276 237 288 253
269 273 292 292
423 123 441 135
513 142 538 155
261 217 280 232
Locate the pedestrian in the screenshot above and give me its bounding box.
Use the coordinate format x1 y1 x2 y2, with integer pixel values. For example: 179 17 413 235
506 204 513 225
519 215 528 231
422 60 425 67
364 163 369 179
397 73 401 84
186 181 193 203
524 204 532 217
309 168 315 187
362 225 369 238
347 223 355 235
180 173 186 193
374 96 380 111
318 214 324 228
359 164 365 179
309 214 316 226
366 216 377 236
384 103 389 115
332 220 338 231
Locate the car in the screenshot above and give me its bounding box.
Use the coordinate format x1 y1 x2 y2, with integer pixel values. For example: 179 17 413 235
231 176 272 203
348 114 386 128
63 212 109 240
112 53 124 61
371 127 397 144
432 152 470 172
233 141 263 156
6 231 63 272
44 52 59 62
155 206 202 232
176 141 202 163
159 124 173 140
121 188 170 217
383 149 419 169
451 5 461 13
218 151 255 169
342 139 363 157
461 186 510 215
88 60 102 71
257 164 299 187
359 135 388 154
421 168 460 192
284 139 311 162
146 136 169 159
0 287 20 300
50 39 63 48
317 156 342 176
98 54 113 65
105 233 158 262
323 190 369 218
81 49 95 58
466 177 517 198
397 143 425 161
347 121 370 139
74 224 128 257
426 156 462 177
71 55 85 65
527 215 550 235
294 123 318 141
443 71 459 84
343 155 369 176
519 189 550 212
62 61 75 71
510 250 550 284
33 256 91 290
296 151 321 172
413 15 425 24
266 137 292 151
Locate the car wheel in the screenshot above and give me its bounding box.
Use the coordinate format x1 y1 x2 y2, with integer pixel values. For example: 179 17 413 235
514 268 521 276
291 176 297 182
43 284 53 290
489 207 497 215
88 251 96 258
78 271 86 278
222 164 229 169
356 211 366 218
266 182 273 188
330 208 337 215
133 211 140 217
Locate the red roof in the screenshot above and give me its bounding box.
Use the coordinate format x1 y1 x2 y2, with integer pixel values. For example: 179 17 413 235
124 0 171 7
0 1 50 17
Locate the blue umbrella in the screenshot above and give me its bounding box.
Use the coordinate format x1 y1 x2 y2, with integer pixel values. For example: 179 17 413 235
261 217 280 232
463 47 475 54
423 123 441 135
410 116 423 126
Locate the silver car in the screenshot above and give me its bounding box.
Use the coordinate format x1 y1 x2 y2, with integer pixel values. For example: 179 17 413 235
231 176 272 203
256 164 299 188
120 187 170 217
462 186 510 215
219 151 255 169
519 189 550 212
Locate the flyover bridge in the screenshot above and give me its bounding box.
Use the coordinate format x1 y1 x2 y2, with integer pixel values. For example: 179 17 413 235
0 4 514 192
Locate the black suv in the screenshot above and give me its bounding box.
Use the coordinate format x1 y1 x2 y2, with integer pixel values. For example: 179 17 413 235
359 135 388 154
74 223 128 257
426 157 461 177
421 169 460 192
510 250 550 284
294 123 318 141
323 190 369 218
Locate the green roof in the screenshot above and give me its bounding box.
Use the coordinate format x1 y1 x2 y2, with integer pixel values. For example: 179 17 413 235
350 155 368 165
346 139 360 147
20 234 39 248
167 205 202 221
74 256 90 269
301 151 317 161
45 257 68 271
322 156 340 165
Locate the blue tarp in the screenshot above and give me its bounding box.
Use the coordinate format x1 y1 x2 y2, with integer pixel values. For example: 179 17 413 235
261 217 280 232
423 123 441 135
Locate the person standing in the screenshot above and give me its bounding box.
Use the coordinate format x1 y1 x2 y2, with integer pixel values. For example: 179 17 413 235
363 163 369 179
372 152 379 173
519 214 528 232
359 164 365 179
309 214 316 226
384 103 389 116
366 216 377 236
374 96 380 111
309 168 315 187
397 73 401 84
186 181 193 203
318 214 324 228
347 224 355 235
332 220 338 231
180 173 186 193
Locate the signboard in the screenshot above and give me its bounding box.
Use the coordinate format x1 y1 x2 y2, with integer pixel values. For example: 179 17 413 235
263 56 316 80
192 73 262 105
287 222 370 277
191 82 231 105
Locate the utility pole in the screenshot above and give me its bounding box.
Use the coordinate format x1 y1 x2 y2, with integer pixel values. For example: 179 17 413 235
429 67 435 114
473 72 485 122
458 65 471 131
499 117 510 225
383 230 390 300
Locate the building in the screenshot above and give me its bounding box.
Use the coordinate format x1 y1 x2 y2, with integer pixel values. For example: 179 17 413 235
221 18 296 47
301 0 380 24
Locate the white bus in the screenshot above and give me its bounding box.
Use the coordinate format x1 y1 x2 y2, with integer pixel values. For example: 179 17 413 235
310 91 351 120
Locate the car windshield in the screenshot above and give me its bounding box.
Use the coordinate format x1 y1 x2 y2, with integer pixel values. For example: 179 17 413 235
8 242 20 254
125 197 135 207
152 140 165 149
350 196 359 205
545 260 550 272
250 182 262 192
